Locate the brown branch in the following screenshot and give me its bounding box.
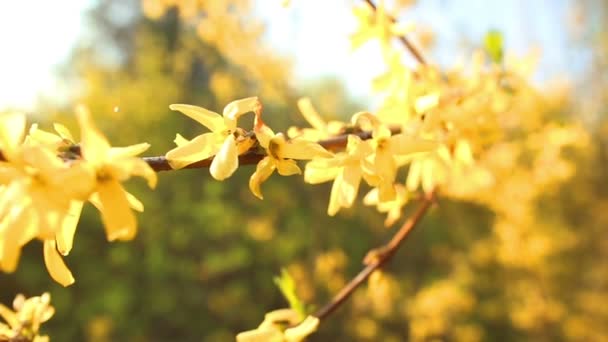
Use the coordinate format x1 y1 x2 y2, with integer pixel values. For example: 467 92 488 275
140 129 380 172
313 190 436 320
363 0 427 65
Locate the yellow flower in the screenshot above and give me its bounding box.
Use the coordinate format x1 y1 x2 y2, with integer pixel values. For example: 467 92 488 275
352 112 437 201
165 97 260 180
350 1 413 51
363 184 409 227
250 123 332 199
76 107 157 242
0 293 54 342
0 113 89 286
236 309 319 342
286 97 345 141
305 135 376 216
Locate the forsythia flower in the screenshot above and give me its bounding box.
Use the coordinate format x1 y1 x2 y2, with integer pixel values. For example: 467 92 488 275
0 113 88 286
249 121 332 199
352 112 437 201
350 1 414 51
363 184 409 227
165 97 260 180
305 135 375 216
76 107 157 242
236 309 319 342
287 97 345 141
0 293 54 342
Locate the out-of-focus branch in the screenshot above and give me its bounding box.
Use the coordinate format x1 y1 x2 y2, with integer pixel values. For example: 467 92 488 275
313 190 436 320
363 0 427 65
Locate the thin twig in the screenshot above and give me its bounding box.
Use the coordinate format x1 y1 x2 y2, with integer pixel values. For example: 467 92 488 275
313 190 436 320
363 0 427 65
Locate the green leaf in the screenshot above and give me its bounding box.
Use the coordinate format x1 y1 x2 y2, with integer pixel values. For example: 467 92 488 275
273 269 307 319
484 30 504 64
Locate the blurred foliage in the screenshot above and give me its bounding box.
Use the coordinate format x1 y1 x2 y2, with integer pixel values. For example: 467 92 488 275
1 0 607 341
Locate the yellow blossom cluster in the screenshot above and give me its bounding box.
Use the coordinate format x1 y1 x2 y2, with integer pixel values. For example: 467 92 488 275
0 293 55 342
0 109 156 286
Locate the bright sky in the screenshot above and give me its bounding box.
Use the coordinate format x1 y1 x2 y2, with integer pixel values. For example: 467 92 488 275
0 1 92 111
0 0 574 112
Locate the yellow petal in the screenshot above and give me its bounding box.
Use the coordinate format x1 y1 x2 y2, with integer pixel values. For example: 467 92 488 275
0 304 18 328
236 329 283 342
389 135 437 156
362 188 379 206
165 133 220 169
169 104 225 132
116 157 157 188
304 162 340 184
328 166 361 216
281 139 332 160
415 93 439 114
0 112 26 154
255 124 275 149
406 159 422 191
76 106 111 162
284 316 320 342
55 200 84 256
264 309 300 324
209 135 239 180
126 191 144 212
53 123 74 142
108 142 150 159
26 124 63 148
222 96 260 123
249 157 276 200
97 180 136 241
276 159 301 176
174 133 189 147
297 97 326 131
43 240 75 287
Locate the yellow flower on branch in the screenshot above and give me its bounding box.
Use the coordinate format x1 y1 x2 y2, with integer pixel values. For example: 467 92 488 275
305 135 376 216
0 293 54 342
350 1 414 51
352 112 437 202
76 107 157 242
363 184 409 227
165 97 260 180
287 97 345 141
236 309 319 342
250 121 332 200
0 113 90 286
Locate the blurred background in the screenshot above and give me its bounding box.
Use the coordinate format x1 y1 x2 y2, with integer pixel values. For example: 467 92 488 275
0 0 607 341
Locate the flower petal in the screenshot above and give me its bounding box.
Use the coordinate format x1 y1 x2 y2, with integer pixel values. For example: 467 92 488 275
249 157 276 200
390 135 437 156
328 166 361 216
222 97 260 123
97 180 137 241
165 133 220 169
108 143 150 159
304 162 340 184
210 135 239 180
55 200 84 256
126 191 144 212
174 133 189 147
284 316 320 342
281 139 332 160
236 329 283 342
297 97 326 131
0 112 26 154
276 159 301 176
76 106 111 162
43 240 74 287
169 104 225 132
